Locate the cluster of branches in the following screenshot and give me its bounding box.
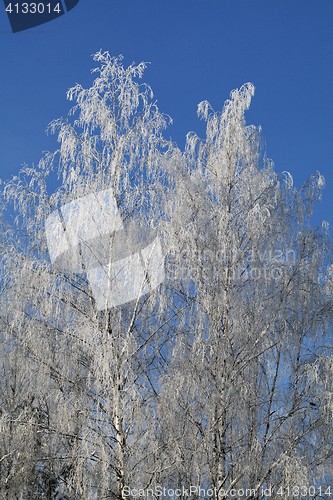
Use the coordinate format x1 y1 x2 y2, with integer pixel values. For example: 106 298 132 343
1 51 333 499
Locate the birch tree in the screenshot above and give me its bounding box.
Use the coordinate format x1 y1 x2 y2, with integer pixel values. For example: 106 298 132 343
1 50 174 499
158 83 333 498
1 53 333 499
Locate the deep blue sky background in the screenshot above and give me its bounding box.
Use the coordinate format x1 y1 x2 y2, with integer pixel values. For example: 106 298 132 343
1 0 332 230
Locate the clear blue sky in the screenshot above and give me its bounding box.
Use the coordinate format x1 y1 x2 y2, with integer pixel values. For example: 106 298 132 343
1 0 332 230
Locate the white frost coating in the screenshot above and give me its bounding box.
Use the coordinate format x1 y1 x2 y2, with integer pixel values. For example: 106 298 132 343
282 171 294 189
45 189 164 310
45 211 69 264
141 237 165 289
317 173 325 189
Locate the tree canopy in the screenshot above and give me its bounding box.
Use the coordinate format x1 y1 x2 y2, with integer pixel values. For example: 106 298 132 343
1 50 333 500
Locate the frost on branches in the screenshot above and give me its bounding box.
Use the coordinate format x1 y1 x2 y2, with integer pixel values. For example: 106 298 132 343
1 51 333 499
